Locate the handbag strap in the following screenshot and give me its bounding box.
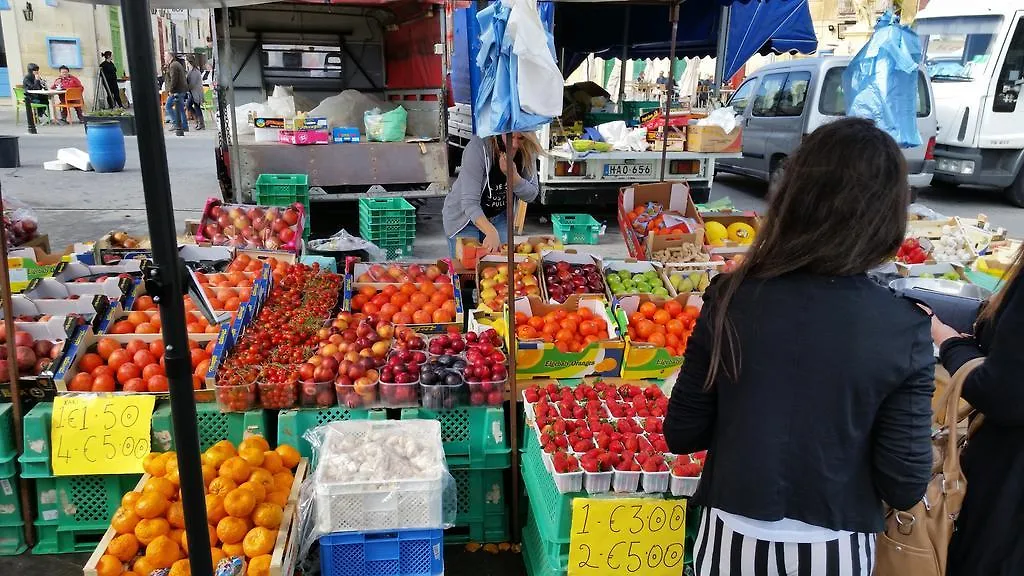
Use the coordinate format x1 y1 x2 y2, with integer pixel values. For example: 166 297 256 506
939 357 985 483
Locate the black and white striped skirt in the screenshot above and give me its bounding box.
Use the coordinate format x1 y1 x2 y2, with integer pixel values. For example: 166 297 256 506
693 507 877 576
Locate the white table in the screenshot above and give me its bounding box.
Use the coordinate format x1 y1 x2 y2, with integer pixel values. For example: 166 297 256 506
26 89 66 124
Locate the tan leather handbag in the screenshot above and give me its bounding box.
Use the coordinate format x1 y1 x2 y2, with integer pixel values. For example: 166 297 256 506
874 358 984 576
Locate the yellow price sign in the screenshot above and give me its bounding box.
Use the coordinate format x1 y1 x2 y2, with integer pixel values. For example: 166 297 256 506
51 395 155 476
569 498 687 576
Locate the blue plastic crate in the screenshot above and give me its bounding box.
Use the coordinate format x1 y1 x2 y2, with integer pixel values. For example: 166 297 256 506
320 529 444 576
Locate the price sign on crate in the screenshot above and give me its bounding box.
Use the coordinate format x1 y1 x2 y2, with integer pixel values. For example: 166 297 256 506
569 498 686 576
51 395 155 476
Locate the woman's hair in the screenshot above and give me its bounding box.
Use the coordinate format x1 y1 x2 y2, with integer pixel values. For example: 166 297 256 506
704 117 910 389
487 133 542 173
977 245 1024 324
102 51 112 59
27 63 39 72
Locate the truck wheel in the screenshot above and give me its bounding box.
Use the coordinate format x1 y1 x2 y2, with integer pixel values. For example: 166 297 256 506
1006 168 1024 208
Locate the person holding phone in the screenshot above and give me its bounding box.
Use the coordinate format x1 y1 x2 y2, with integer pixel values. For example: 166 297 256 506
443 133 541 259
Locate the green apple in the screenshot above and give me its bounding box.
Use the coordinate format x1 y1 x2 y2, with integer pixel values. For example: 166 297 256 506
652 286 669 297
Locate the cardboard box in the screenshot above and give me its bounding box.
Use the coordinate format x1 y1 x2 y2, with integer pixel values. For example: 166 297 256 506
25 276 128 307
288 117 328 131
618 182 703 260
617 293 701 379
254 117 285 129
686 124 742 153
662 262 723 295
341 262 464 334
95 232 152 265
332 127 361 143
539 250 607 304
18 233 51 254
7 247 62 292
603 259 676 304
476 254 543 315
279 129 330 145
894 262 967 280
702 211 760 255
98 308 227 340
510 295 624 380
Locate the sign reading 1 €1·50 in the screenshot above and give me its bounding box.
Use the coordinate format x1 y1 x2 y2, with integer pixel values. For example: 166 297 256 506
51 395 155 476
569 498 687 576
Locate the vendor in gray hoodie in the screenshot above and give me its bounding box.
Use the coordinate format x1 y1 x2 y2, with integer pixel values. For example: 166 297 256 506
443 133 541 258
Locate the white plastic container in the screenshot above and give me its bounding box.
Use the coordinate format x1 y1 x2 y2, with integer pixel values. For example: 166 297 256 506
641 470 671 494
553 468 584 494
670 474 700 497
584 470 613 494
612 469 641 493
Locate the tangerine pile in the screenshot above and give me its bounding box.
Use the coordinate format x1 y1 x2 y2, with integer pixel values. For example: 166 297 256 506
349 282 458 325
626 300 700 357
96 436 302 576
108 310 226 336
513 307 609 353
68 338 215 393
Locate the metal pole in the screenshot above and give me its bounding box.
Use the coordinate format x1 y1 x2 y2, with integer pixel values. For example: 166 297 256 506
504 135 519 542
120 4 213 576
222 3 243 202
660 2 680 181
617 6 630 109
0 182 36 547
713 4 731 102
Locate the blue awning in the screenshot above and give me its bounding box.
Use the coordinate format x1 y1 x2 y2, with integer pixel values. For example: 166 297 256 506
725 0 818 79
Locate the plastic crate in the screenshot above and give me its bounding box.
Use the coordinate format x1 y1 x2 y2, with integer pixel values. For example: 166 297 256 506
380 240 416 261
551 214 601 245
522 512 565 576
358 223 416 244
32 519 106 554
0 522 26 556
623 100 661 120
0 405 15 478
445 466 508 544
277 407 386 461
359 198 416 237
19 402 55 478
320 528 444 576
584 112 627 126
399 407 511 468
520 427 576 541
151 402 268 452
254 173 310 212
32 474 141 531
0 475 22 527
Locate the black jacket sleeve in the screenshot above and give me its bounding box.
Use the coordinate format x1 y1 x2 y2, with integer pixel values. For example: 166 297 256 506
872 320 935 511
940 279 1024 426
664 285 718 455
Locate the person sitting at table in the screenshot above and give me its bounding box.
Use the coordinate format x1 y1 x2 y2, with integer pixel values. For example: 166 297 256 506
51 65 84 124
22 63 49 122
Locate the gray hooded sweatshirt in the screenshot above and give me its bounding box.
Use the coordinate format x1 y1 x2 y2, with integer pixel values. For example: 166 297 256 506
443 136 540 237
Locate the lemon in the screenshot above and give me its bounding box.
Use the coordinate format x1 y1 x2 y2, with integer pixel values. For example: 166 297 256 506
704 221 728 246
727 222 756 245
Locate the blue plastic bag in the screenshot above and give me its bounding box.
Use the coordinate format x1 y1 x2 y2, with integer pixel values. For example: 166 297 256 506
842 11 923 148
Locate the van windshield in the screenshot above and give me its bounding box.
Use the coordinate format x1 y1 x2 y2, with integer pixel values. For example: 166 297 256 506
914 15 1003 82
818 67 930 117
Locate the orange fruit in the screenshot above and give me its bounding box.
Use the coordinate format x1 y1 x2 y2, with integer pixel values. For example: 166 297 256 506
143 453 168 477
272 472 293 493
221 542 245 558
248 554 272 576
219 457 252 484
242 527 276 558
238 481 266 505
274 445 300 470
135 518 171 546
146 535 182 569
203 448 230 470
208 477 237 497
144 477 177 500
167 501 186 529
210 547 227 567
122 490 143 509
96 554 123 576
133 556 157 576
205 494 227 525
248 469 275 493
169 559 191 576
107 533 140 562
251 503 283 530
238 447 264 468
260 452 283 474
224 488 257 518
111 506 141 535
265 491 288 508
135 492 170 519
168 529 185 547
181 525 218 557
202 464 218 487
216 517 249 545
239 436 270 453
124 572 139 576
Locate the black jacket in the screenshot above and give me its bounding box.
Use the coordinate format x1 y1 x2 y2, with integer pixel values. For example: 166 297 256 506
665 273 934 534
940 272 1024 576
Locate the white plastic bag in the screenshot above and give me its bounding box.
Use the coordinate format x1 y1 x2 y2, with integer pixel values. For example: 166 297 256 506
506 0 562 117
696 106 740 133
597 121 650 152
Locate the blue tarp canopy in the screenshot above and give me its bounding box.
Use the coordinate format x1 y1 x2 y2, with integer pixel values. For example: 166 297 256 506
725 0 818 79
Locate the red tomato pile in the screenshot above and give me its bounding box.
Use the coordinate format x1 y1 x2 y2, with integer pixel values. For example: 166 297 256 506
625 300 700 357
68 337 215 393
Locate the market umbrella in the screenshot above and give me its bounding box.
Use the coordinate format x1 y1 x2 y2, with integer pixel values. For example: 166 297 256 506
723 0 818 80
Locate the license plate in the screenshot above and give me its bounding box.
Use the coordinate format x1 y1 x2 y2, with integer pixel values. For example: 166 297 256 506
603 163 653 178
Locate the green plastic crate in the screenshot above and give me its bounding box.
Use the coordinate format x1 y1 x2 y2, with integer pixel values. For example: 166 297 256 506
624 100 661 120
151 402 268 452
19 403 54 478
0 521 26 556
552 214 601 245
444 466 509 544
523 511 565 576
359 197 416 235
0 475 22 526
521 427 576 541
277 408 386 461
358 222 416 243
32 519 105 555
376 238 415 261
254 173 309 211
400 406 511 468
32 474 141 531
0 405 15 478
584 112 627 126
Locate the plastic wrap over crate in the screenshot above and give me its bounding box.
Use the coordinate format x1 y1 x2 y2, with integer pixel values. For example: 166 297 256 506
841 10 923 148
296 420 457 558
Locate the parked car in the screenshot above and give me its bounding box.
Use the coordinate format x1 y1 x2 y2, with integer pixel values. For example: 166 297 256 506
716 56 937 190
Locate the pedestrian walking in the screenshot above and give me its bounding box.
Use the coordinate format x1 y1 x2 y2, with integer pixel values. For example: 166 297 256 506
164 52 189 135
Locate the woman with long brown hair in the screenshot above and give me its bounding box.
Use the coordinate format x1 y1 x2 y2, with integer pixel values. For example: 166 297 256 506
664 117 934 575
443 133 542 258
931 247 1024 575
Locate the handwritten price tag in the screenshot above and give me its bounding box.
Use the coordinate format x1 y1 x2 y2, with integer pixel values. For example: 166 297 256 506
51 395 155 476
569 498 686 576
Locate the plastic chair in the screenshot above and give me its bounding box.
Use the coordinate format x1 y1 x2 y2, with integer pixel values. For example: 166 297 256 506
56 86 85 123
203 87 214 123
13 85 49 125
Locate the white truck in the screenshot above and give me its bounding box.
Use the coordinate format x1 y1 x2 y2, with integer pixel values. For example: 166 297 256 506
915 1 1024 205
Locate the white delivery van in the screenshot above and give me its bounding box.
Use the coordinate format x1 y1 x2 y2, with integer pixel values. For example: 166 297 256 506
915 1 1024 205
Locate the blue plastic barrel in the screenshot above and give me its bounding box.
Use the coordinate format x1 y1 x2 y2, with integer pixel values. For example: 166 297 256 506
86 121 126 173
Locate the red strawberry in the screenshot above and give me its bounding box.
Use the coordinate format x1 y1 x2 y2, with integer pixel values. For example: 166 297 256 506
581 457 600 473
673 462 702 477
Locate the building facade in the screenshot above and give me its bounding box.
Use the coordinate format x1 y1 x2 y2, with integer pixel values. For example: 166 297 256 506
807 0 922 56
0 3 210 108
